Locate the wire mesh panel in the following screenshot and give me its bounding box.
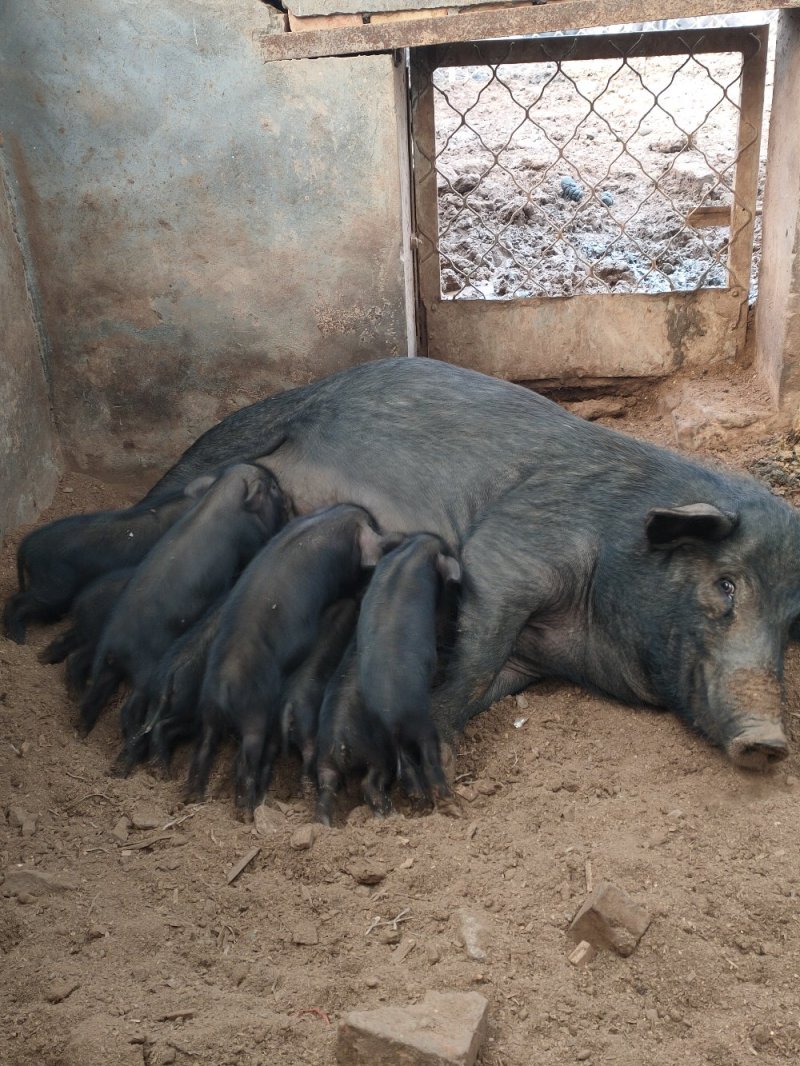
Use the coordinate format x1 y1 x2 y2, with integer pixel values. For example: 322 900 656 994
409 26 768 380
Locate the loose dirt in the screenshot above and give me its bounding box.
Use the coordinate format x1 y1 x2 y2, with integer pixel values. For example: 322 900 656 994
2 367 800 1066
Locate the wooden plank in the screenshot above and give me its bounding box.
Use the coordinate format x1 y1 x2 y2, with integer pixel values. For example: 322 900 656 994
686 204 733 228
292 0 487 14
226 846 261 885
394 57 420 355
729 23 768 361
369 7 452 23
754 9 800 405
410 50 440 354
288 12 364 30
259 0 798 61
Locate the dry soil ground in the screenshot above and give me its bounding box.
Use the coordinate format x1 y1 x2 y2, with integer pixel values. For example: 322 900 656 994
2 366 800 1066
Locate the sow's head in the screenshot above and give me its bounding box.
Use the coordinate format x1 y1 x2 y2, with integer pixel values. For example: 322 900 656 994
643 498 800 771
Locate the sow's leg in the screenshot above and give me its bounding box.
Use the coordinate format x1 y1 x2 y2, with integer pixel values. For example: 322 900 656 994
431 494 571 739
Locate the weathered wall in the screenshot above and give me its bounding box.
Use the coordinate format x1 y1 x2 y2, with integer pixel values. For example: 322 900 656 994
0 0 408 479
755 9 800 411
0 165 60 536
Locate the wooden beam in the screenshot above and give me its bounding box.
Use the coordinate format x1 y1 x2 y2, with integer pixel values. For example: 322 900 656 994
429 25 766 65
686 204 733 228
368 7 452 23
288 12 364 31
729 23 768 360
258 0 797 62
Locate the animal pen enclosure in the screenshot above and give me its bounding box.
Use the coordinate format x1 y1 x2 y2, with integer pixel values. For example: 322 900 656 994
410 26 767 380
3 3 800 1066
261 1 800 402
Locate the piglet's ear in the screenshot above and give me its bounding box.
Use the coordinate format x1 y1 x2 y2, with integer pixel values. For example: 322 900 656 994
183 474 217 498
437 553 462 584
358 524 386 569
242 476 267 512
646 503 738 550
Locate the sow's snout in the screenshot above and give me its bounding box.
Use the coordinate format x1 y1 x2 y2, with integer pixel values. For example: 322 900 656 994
718 670 789 771
726 726 789 770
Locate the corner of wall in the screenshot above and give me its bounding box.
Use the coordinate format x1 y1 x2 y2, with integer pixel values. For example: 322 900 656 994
0 152 62 540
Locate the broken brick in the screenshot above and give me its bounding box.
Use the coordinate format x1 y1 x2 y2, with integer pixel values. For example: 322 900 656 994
568 881 652 957
337 990 489 1066
567 939 597 967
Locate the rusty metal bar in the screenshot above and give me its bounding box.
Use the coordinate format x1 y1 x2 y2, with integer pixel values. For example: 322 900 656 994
257 0 796 62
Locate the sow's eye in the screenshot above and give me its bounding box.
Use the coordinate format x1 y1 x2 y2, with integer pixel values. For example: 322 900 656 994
719 578 736 599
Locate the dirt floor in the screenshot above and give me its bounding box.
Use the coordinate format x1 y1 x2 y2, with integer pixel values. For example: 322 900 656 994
2 365 800 1066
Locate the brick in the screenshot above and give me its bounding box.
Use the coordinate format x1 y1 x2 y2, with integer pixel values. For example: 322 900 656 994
290 824 317 851
129 805 164 831
567 940 597 967
566 398 627 422
254 805 285 836
111 816 131 843
344 858 387 885
568 881 652 957
337 990 489 1066
291 920 319 946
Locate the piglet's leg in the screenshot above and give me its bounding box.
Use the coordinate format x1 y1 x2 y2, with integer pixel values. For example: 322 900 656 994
362 764 394 817
397 750 432 812
417 723 451 803
431 489 569 738
79 663 123 735
111 691 151 777
234 711 276 821
185 717 222 802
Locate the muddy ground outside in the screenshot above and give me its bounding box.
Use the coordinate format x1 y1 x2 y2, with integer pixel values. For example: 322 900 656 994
2 364 800 1066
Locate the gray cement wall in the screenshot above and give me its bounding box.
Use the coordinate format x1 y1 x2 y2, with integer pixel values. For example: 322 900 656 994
0 0 409 481
0 165 60 536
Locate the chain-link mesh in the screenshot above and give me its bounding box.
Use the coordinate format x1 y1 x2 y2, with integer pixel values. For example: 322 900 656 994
414 29 764 302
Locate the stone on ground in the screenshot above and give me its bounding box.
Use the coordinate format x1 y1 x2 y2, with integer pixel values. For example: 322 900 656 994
337 990 489 1066
568 881 652 957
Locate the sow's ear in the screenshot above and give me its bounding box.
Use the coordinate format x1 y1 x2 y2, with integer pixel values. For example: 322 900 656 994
646 503 739 549
436 553 462 584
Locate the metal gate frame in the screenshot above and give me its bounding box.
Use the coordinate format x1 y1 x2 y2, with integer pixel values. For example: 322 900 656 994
409 26 768 383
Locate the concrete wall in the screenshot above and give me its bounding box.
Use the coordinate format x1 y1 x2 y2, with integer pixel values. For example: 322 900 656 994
0 0 409 480
0 164 60 536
